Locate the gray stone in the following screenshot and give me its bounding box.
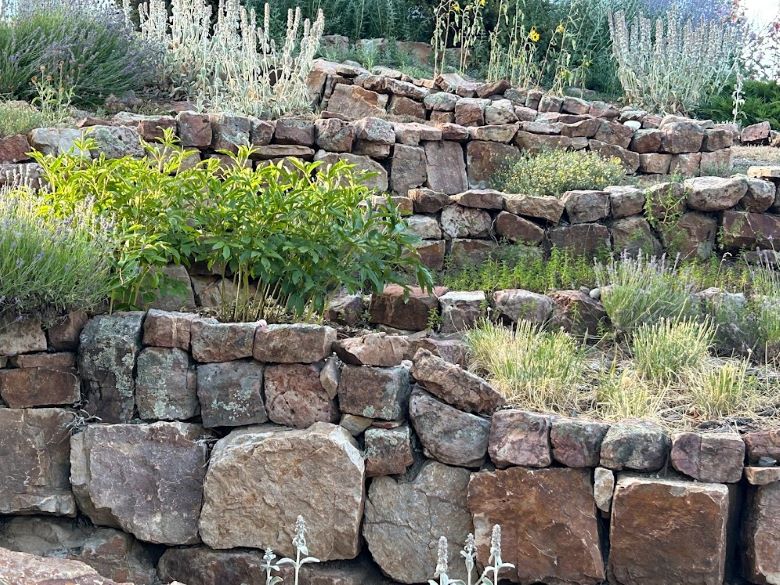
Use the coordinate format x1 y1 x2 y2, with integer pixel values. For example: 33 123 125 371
254 323 336 364
364 425 414 477
492 289 553 324
600 421 670 471
196 361 267 428
551 418 610 467
338 364 410 421
135 347 198 421
488 410 552 468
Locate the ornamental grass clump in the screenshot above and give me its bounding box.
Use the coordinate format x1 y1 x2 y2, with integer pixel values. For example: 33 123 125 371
607 8 740 114
687 359 758 419
496 149 625 197
597 367 666 420
0 187 112 321
596 253 696 334
138 0 324 117
465 319 587 412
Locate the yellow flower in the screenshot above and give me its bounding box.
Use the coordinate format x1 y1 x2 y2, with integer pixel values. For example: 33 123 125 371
452 1 461 12
555 23 565 34
479 0 486 5
529 27 540 42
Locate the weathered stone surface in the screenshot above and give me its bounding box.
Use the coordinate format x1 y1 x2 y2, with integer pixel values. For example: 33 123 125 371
609 476 730 585
549 223 612 256
745 467 780 486
71 422 206 544
670 152 702 176
503 194 564 223
455 98 488 126
254 144 315 160
703 127 733 151
264 363 337 428
334 333 410 367
249 119 275 146
409 388 489 468
685 176 748 212
197 360 267 427
440 204 492 238
337 364 410 421
425 141 468 194
660 211 718 260
439 290 486 333
409 188 450 213
199 422 364 559
364 424 414 477
470 123 519 142
135 347 197 420
560 118 602 138
113 112 176 142
610 216 663 257
594 120 633 148
449 238 498 267
606 186 645 218
0 516 157 585
388 95 426 118
745 430 780 463
325 293 365 327
412 348 504 415
551 418 610 468
0 548 132 585
661 121 705 153
274 117 315 146
364 462 471 583
142 309 199 350
493 289 553 325
465 141 519 189
190 320 257 363
0 367 79 408
594 467 615 513
743 178 777 212
314 151 388 192
254 323 336 364
451 189 504 210
592 142 640 173
354 117 395 145
630 129 662 153
488 410 551 468
548 290 608 337
327 84 388 120
600 421 670 471
47 310 89 351
514 130 572 152
495 211 545 244
78 312 144 423
639 152 673 174
369 284 444 331
0 318 46 356
29 127 85 156
207 113 251 152
11 351 75 369
177 112 212 147
561 190 610 223
389 144 427 194
84 126 142 158
744 482 780 584
0 408 75 515
742 121 772 143
671 432 745 483
721 210 780 250
468 467 605 585
314 118 355 152
405 214 442 239
0 133 31 163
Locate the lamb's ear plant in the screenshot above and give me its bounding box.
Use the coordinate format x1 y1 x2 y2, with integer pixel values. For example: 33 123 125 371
429 536 464 585
431 525 514 585
262 516 320 585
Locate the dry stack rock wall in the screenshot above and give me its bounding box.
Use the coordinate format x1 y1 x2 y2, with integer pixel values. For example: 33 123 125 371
0 311 779 585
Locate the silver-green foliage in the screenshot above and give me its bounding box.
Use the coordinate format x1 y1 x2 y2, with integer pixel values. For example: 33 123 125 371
431 525 514 585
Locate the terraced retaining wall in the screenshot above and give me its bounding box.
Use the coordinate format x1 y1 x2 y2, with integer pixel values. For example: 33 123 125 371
0 310 779 585
0 61 739 195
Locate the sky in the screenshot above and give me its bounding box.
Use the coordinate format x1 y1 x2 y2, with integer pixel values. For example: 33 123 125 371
743 0 779 27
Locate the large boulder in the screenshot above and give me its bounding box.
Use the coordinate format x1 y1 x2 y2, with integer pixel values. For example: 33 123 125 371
70 422 208 545
0 408 75 516
684 176 748 212
468 467 605 584
492 289 553 325
77 312 145 423
609 476 730 585
363 462 472 583
0 548 134 585
0 516 157 585
199 422 365 560
409 388 490 468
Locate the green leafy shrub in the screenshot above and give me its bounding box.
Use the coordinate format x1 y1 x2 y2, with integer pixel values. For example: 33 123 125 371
596 253 697 333
496 150 626 196
0 8 159 107
697 79 780 128
33 133 431 320
0 100 62 137
465 319 587 412
442 244 602 293
0 187 112 321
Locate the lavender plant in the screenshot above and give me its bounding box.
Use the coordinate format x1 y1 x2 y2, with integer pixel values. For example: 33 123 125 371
608 7 740 113
137 0 324 117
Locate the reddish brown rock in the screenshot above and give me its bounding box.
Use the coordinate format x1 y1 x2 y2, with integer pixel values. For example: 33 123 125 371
495 211 545 244
551 418 610 468
514 131 572 152
742 121 772 143
334 333 410 367
671 432 745 483
415 240 446 271
199 423 364 559
670 152 702 176
470 123 519 143
177 111 212 147
412 348 504 415
0 548 133 585
639 152 673 174
549 290 609 336
369 284 446 331
0 367 79 408
449 239 498 267
0 133 32 163
135 347 198 420
388 95 425 119
660 211 718 260
744 429 780 463
661 121 705 153
364 462 472 583
560 118 602 138
454 98 488 126
314 117 355 152
425 141 468 194
364 424 414 477
274 117 315 146
630 129 662 153
142 309 200 350
703 128 733 151
327 84 388 120
190 320 257 363
685 176 748 212
610 216 663 257
254 323 336 364
254 145 315 160
338 364 410 421
264 363 338 429
0 318 47 356
47 310 89 351
548 223 612 256
561 190 610 223
594 120 633 148
609 476 730 585
391 144 427 195
468 467 605 584
503 194 565 223
744 482 780 584
11 352 75 369
745 467 780 486
0 408 75 515
409 388 490 468
315 150 388 192
488 410 551 468
721 211 780 250
409 188 449 213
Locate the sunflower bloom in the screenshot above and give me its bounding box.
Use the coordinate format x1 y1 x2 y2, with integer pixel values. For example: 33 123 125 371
556 23 565 34
529 27 541 42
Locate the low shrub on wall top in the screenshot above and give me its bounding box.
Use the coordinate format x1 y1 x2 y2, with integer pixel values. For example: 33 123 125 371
33 133 432 320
